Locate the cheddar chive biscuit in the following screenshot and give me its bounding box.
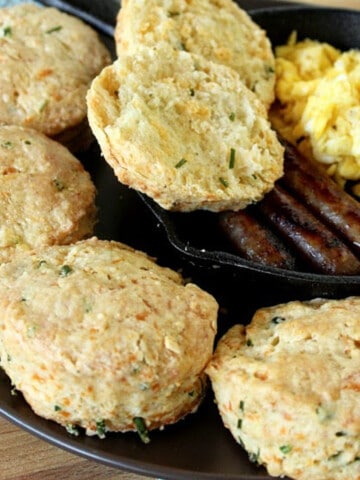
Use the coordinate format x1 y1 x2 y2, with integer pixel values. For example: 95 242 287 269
0 3 111 151
0 237 218 437
207 297 360 480
0 125 96 263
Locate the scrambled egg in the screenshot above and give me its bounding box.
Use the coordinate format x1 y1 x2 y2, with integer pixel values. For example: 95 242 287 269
270 32 360 196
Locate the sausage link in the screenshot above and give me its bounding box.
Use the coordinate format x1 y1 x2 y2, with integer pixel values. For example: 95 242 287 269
258 184 360 275
280 140 360 256
219 209 297 270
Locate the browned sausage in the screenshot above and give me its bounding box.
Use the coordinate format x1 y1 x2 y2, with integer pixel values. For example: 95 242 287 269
258 184 360 275
280 140 360 256
219 209 297 270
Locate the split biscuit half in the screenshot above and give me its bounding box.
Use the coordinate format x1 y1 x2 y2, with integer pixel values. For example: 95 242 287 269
87 43 283 212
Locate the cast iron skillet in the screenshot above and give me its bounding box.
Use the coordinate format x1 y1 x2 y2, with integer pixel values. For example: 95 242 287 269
140 4 360 301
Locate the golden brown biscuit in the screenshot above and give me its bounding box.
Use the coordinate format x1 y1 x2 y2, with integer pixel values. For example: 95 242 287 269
87 43 284 212
0 3 111 151
0 125 96 263
115 0 275 109
0 237 218 437
206 297 360 480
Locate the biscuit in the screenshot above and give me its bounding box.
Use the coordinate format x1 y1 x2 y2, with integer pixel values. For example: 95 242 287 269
0 3 111 151
115 0 275 109
0 125 96 263
87 43 284 212
0 237 218 437
206 297 360 480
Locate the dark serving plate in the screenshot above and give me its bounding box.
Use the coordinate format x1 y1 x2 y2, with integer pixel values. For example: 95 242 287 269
1 2 360 480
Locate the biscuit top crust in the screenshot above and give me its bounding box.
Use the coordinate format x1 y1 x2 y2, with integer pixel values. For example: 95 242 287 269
87 43 283 212
115 0 275 109
0 125 96 255
0 238 217 377
0 3 111 136
211 297 360 405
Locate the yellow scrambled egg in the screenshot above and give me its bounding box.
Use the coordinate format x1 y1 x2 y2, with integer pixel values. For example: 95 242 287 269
270 32 360 196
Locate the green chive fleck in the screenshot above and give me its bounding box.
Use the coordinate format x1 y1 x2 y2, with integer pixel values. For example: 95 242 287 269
59 265 73 277
96 419 107 438
237 435 245 449
265 64 275 79
229 112 235 121
279 445 292 454
249 449 260 464
316 405 333 422
1 141 13 148
3 26 12 37
46 25 63 34
219 177 229 188
54 405 62 411
229 148 236 169
246 338 253 347
175 158 187 169
27 325 37 338
189 88 195 96
53 178 65 191
24 140 32 145
39 99 48 112
328 451 342 461
237 419 242 429
65 424 79 436
133 416 150 444
271 316 286 325
84 302 92 313
239 400 244 411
